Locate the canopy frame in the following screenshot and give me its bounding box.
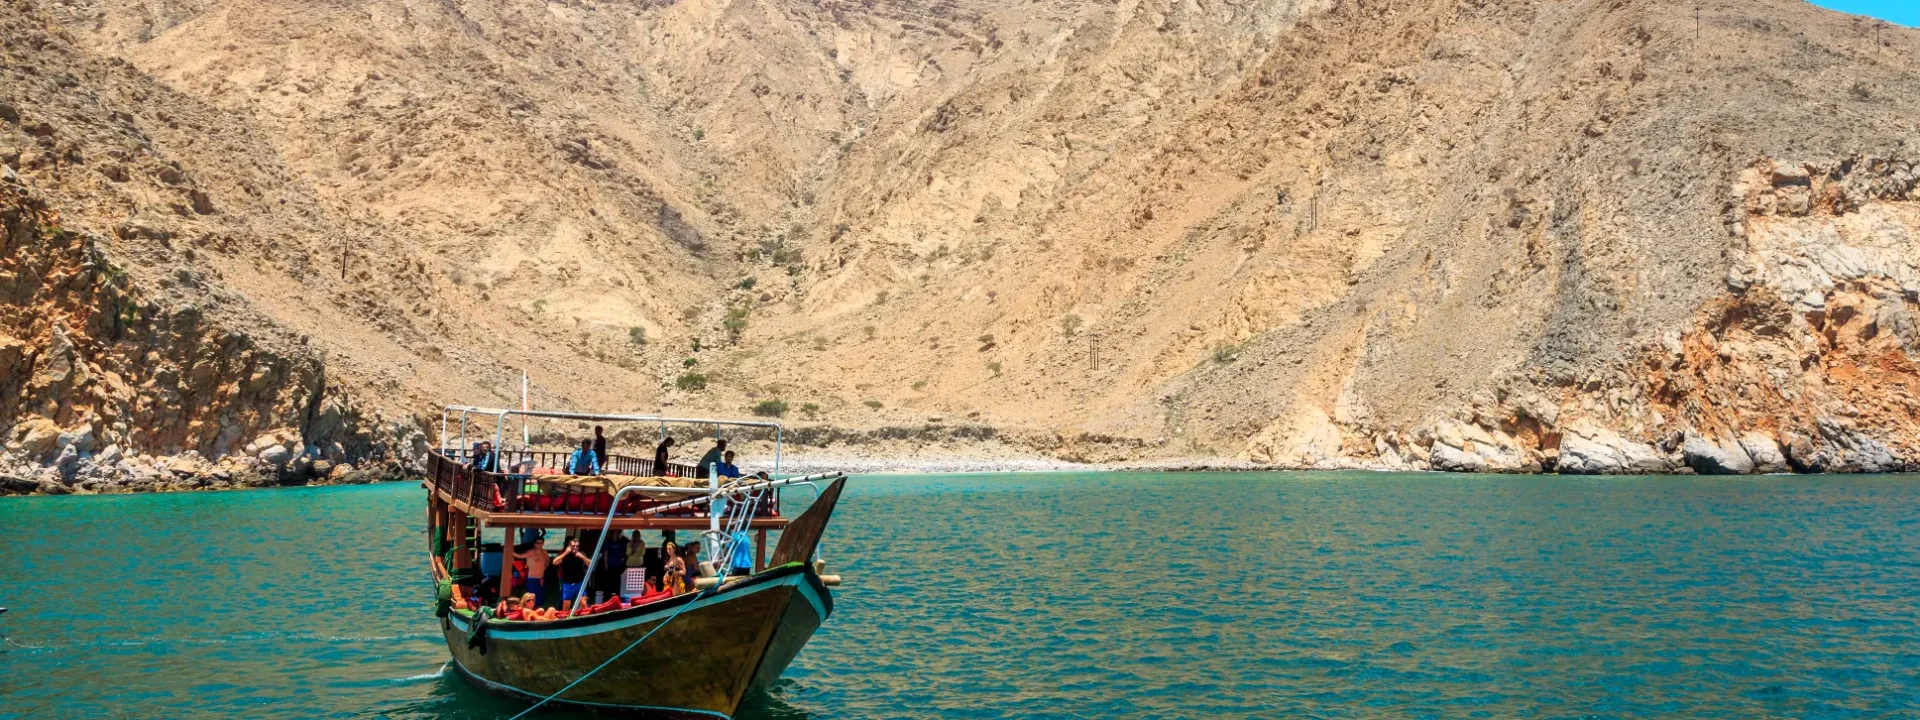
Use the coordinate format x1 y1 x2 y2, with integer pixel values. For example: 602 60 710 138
440 405 785 476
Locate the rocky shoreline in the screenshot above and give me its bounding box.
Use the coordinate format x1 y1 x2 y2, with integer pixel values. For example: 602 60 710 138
0 428 414 496
5 443 1915 498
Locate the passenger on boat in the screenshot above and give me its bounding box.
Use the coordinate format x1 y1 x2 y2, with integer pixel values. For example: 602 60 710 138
682 541 706 586
715 450 742 479
509 535 552 607
498 596 522 619
567 439 601 476
592 425 608 468
696 439 728 478
556 537 590 606
620 531 648 599
468 441 497 472
653 436 676 476
595 530 629 604
663 542 688 594
642 535 667 586
728 529 755 577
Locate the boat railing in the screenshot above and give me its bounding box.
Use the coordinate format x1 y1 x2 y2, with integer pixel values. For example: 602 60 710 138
427 451 780 518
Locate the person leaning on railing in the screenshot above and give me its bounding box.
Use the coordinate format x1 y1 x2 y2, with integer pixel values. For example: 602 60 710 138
567 438 601 476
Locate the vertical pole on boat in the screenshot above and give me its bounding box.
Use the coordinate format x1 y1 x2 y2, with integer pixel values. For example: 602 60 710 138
499 524 515 606
521 372 531 451
707 467 721 572
773 424 783 519
450 507 470 575
755 528 767 572
459 409 472 458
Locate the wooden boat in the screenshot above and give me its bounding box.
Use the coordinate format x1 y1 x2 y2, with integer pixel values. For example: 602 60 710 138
425 406 847 718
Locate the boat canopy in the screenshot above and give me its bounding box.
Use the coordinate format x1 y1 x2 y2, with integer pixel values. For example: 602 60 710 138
440 405 785 475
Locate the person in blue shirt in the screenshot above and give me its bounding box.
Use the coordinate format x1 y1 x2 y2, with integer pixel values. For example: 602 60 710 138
567 438 601 476
728 529 754 577
715 450 742 479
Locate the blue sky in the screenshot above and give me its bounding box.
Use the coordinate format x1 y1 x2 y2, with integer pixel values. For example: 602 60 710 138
1808 0 1919 27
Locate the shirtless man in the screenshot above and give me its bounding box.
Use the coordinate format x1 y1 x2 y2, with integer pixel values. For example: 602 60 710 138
510 535 553 608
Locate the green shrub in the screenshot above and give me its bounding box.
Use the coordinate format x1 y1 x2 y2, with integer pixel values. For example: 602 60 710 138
683 357 699 368
1060 314 1083 337
864 400 883 409
737 276 757 290
751 399 789 417
722 305 750 343
987 361 1003 377
911 380 928 391
800 402 821 419
676 372 708 391
628 327 647 346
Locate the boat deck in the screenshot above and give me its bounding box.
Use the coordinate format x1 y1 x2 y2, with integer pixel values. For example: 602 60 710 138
427 450 790 531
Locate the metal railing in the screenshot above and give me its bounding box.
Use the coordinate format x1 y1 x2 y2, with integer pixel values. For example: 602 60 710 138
428 450 779 518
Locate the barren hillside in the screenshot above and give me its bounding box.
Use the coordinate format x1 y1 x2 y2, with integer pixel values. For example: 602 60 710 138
3 0 1919 490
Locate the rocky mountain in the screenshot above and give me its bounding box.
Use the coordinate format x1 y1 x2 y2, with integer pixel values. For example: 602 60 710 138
2 0 1918 491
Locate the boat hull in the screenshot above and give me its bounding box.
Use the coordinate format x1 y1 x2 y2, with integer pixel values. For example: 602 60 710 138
442 564 832 718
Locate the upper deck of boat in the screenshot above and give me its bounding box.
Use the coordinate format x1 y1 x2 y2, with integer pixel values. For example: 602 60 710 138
426 449 791 531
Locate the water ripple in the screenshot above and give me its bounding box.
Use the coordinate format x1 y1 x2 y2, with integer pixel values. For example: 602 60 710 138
3 473 1919 719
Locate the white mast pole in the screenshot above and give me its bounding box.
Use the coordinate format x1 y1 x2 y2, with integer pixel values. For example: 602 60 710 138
521 371 531 450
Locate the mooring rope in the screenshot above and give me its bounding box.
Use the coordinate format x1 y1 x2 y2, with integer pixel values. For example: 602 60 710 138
505 585 712 720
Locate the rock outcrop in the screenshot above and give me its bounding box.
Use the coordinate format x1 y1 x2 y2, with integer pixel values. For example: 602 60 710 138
0 178 417 494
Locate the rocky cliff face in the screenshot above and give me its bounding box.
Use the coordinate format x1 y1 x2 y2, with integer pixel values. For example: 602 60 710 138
2 0 1918 489
0 179 416 493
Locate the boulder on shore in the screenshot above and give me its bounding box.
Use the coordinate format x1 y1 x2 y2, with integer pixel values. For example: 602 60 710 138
1682 433 1755 475
1558 423 1676 474
1739 433 1791 474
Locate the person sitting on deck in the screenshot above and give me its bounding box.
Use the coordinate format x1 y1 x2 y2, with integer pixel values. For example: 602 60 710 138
696 439 728 478
567 438 600 476
715 450 743 480
509 535 551 607
468 441 497 472
498 596 522 619
653 436 676 476
679 541 706 589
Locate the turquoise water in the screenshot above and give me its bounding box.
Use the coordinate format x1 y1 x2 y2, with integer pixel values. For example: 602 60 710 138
3 472 1919 719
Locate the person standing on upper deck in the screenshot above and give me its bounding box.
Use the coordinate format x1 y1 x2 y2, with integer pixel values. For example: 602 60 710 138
592 426 608 469
653 436 675 476
568 438 600 475
696 439 727 479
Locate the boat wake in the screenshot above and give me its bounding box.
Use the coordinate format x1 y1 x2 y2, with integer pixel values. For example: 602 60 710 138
390 662 452 684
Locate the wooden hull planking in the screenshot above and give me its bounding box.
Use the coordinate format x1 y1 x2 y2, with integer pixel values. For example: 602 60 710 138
443 565 832 718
